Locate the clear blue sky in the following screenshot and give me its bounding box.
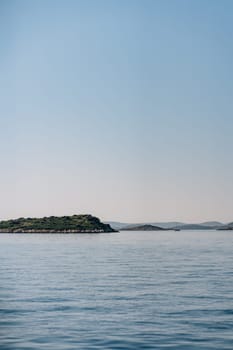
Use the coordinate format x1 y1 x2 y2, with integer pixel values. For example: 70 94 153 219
1 0 233 222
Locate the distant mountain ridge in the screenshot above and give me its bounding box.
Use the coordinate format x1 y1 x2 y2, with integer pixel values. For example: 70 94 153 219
105 221 130 230
105 221 226 231
174 224 214 230
200 221 223 227
121 224 165 231
105 221 185 230
217 222 233 230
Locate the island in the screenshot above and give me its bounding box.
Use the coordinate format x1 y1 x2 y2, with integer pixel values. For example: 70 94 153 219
105 220 227 231
217 222 233 230
121 224 165 231
0 214 116 233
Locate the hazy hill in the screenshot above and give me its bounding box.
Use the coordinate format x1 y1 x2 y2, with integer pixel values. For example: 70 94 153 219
150 222 185 229
200 221 223 227
121 224 165 231
0 215 115 233
176 222 225 230
105 221 185 230
105 221 225 231
104 221 131 230
217 222 233 230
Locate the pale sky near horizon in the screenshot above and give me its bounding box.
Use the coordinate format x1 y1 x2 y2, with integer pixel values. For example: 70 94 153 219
1 0 233 223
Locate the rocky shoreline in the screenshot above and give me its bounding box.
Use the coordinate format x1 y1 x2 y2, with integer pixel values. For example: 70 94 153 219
0 229 111 233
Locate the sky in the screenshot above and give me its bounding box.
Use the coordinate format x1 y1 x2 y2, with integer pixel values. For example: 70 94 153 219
1 0 233 223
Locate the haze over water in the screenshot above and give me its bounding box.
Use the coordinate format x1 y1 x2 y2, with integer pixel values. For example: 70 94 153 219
1 230 232 350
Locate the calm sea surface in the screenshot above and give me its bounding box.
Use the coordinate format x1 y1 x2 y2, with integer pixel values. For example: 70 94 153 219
0 230 232 350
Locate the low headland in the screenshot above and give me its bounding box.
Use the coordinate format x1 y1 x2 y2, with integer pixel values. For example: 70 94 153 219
0 215 116 233
121 224 166 231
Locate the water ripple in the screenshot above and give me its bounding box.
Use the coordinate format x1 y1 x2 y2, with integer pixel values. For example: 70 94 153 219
0 230 233 349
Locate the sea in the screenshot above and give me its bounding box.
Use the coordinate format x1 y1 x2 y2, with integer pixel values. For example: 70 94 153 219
0 230 232 350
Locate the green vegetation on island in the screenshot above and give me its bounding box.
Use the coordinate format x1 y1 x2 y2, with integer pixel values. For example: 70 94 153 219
0 215 115 233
